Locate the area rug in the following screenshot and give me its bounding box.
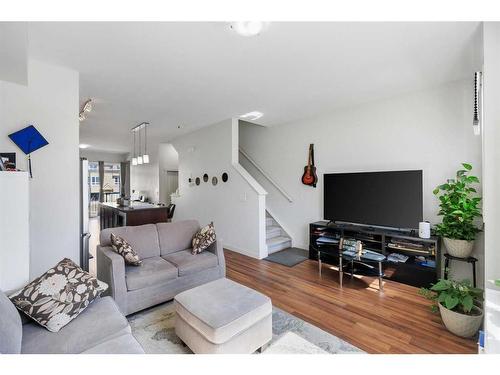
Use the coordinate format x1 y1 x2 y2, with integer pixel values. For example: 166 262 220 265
264 247 309 267
127 301 363 354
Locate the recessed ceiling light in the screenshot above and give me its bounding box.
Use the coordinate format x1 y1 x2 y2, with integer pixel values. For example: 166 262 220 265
79 144 90 149
240 111 264 121
230 22 268 37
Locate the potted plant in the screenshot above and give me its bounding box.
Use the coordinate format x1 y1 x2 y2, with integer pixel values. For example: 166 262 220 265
433 163 482 258
420 279 483 338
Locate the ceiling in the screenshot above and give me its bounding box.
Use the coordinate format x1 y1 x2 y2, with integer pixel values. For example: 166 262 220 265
27 22 482 153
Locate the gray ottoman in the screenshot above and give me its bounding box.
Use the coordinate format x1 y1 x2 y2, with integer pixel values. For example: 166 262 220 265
174 278 272 354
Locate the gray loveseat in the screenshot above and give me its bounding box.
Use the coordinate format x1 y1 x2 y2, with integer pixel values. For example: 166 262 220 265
97 220 226 316
0 290 144 354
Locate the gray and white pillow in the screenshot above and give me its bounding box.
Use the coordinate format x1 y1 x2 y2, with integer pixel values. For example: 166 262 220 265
9 258 107 333
110 233 142 266
192 222 216 254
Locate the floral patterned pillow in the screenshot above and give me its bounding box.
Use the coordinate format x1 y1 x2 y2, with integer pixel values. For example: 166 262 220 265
192 222 216 254
110 233 142 266
9 258 107 332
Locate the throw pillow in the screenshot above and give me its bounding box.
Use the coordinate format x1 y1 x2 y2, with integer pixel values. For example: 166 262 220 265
192 222 216 254
9 258 106 333
110 233 142 266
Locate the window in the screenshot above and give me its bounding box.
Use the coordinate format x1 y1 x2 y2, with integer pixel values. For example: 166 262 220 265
91 176 100 185
113 176 120 185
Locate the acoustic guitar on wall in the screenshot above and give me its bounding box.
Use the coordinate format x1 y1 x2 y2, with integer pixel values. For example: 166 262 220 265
301 143 318 187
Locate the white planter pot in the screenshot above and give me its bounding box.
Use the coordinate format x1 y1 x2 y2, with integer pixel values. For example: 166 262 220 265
438 303 483 338
443 238 474 258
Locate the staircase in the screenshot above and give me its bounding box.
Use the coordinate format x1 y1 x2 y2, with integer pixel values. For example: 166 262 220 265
266 212 292 254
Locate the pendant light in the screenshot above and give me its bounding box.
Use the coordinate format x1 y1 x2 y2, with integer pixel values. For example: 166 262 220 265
132 130 138 166
137 126 143 165
143 123 150 164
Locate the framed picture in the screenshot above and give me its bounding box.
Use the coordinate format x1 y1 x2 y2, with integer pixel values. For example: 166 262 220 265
0 153 16 170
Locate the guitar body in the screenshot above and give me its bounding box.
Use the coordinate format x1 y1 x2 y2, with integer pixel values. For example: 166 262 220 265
301 144 318 187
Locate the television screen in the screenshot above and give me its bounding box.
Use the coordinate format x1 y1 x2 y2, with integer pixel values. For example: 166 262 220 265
323 170 423 229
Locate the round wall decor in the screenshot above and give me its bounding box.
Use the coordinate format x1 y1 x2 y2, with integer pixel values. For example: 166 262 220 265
222 172 229 182
195 177 201 185
212 176 218 186
203 173 209 182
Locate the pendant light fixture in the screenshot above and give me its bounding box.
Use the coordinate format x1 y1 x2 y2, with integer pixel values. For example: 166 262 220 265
132 130 138 166
143 123 150 164
137 127 143 165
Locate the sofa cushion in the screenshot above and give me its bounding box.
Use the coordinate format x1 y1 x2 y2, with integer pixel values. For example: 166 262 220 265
80 333 145 354
21 296 130 354
100 224 160 259
9 258 104 333
0 290 22 354
125 257 178 291
157 220 200 256
174 278 272 344
111 233 142 266
192 222 216 254
163 249 218 277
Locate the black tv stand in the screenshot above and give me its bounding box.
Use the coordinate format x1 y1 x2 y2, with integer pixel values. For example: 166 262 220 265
309 221 441 288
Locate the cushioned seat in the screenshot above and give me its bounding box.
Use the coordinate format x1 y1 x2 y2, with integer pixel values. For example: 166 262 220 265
126 257 178 291
163 249 218 277
21 296 131 354
80 333 144 354
174 278 272 347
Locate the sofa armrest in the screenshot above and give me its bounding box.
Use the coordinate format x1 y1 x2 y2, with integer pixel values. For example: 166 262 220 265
207 239 226 276
96 245 127 314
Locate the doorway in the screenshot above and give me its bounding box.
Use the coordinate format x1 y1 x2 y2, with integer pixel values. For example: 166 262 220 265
161 170 178 205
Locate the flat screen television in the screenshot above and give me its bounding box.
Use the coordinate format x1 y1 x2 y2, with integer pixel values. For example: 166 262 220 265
323 170 423 230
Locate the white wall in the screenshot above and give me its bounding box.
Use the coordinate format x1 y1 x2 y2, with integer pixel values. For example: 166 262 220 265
0 23 27 85
172 119 267 258
483 22 500 354
0 172 29 291
79 149 128 163
240 80 483 277
0 60 80 278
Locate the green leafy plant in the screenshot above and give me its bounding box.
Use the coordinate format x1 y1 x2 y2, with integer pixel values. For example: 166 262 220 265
433 163 482 241
419 279 483 315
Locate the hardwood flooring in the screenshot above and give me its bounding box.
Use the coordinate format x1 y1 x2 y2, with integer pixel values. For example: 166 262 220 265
224 249 477 354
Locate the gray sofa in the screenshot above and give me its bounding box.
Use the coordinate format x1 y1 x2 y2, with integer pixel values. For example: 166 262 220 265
97 220 225 316
0 290 144 354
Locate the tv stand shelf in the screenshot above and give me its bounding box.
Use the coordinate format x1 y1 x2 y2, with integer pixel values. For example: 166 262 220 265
309 221 441 288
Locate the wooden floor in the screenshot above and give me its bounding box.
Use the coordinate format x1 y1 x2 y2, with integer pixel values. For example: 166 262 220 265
225 249 477 354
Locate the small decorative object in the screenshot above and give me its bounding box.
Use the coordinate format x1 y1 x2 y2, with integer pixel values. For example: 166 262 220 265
195 177 201 185
8 125 49 178
418 221 431 239
222 172 229 182
9 258 107 332
433 163 482 258
212 176 218 186
188 177 192 183
203 173 209 182
419 279 483 338
110 233 142 266
192 222 216 254
301 143 318 187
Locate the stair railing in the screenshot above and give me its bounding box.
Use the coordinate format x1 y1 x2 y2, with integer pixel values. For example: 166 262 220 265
239 148 293 203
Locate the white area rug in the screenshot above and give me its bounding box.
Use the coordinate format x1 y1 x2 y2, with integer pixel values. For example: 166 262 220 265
264 332 328 354
128 301 363 354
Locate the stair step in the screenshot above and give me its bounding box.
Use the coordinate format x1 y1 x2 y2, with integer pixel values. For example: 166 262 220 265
266 236 292 253
266 225 282 239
